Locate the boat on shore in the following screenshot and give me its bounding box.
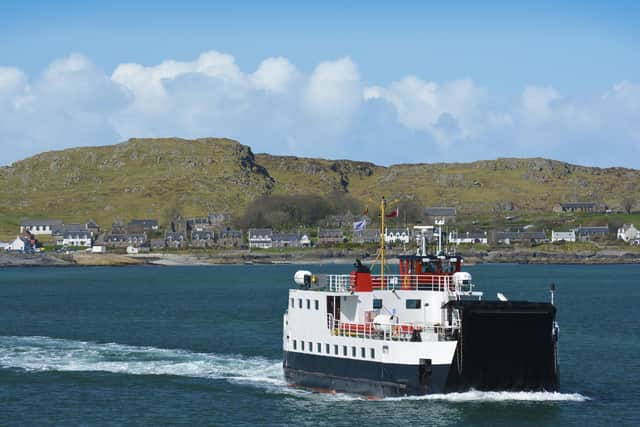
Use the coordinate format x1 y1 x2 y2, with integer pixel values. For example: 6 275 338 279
282 198 559 396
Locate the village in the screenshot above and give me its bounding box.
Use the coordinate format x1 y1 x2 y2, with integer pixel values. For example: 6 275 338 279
3 202 640 255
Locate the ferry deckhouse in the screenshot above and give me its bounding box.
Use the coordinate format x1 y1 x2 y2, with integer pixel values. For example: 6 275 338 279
282 198 559 396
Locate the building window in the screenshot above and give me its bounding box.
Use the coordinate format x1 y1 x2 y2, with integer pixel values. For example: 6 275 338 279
334 345 339 355
370 348 375 359
301 341 305 351
343 346 347 356
293 340 297 350
352 346 356 357
306 299 310 309
315 300 319 310
298 298 302 308
406 299 422 309
361 347 366 358
373 299 382 309
317 343 322 353
326 344 330 354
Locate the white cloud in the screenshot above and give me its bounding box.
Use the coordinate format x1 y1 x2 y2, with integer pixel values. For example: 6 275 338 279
0 51 638 168
251 57 298 93
520 85 560 125
304 57 361 127
363 76 488 143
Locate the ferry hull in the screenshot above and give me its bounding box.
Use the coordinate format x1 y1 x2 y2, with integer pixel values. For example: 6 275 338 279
283 351 450 396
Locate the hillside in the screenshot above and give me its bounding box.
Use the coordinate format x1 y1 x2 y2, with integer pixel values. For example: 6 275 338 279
1 137 639 236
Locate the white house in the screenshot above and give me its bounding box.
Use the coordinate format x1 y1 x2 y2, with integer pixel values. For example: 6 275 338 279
55 224 93 247
248 228 273 249
617 224 640 242
551 230 576 243
448 231 488 245
8 236 33 252
300 234 311 247
385 228 411 244
20 219 63 235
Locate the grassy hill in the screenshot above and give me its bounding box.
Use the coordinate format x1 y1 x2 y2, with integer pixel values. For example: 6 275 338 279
1 137 638 238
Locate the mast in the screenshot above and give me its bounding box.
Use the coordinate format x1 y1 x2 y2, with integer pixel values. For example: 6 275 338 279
380 197 385 289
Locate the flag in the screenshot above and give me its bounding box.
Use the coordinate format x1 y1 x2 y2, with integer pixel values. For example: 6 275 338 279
385 208 399 218
353 219 367 232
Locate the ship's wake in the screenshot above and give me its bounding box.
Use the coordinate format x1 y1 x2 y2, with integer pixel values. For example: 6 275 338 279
0 335 285 390
0 336 588 403
384 390 589 402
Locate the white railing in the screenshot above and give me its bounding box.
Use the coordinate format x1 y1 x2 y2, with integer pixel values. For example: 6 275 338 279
326 273 455 291
371 274 455 293
327 314 453 342
328 275 352 292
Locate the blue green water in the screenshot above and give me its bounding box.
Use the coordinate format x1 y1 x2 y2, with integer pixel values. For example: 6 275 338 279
0 264 638 426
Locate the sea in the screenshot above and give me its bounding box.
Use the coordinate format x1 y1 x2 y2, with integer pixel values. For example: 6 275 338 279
0 263 638 426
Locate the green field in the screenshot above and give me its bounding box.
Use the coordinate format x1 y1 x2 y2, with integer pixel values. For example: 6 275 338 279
1 138 638 239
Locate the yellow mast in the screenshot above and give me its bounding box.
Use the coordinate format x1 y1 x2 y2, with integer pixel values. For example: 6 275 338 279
380 197 385 289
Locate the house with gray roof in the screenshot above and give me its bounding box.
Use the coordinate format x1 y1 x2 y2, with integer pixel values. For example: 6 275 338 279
217 229 242 247
127 219 159 234
353 229 380 244
318 228 344 245
272 233 303 248
575 226 609 241
553 202 596 213
165 231 186 249
449 231 488 245
20 219 63 235
495 231 547 244
191 230 215 248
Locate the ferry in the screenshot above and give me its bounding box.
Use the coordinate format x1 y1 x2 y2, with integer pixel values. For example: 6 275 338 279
282 199 559 396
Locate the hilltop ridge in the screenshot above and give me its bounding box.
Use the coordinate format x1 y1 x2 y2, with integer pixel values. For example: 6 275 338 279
1 137 638 235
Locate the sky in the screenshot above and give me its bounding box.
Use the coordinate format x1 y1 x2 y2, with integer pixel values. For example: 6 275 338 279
0 0 638 167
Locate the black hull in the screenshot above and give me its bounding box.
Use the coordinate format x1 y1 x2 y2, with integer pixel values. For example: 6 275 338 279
444 300 559 393
283 351 450 396
284 301 559 397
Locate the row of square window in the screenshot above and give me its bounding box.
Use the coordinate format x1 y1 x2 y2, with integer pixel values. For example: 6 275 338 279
291 298 319 310
290 298 423 311
292 340 375 359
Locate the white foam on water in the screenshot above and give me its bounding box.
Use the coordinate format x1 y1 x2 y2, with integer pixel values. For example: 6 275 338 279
0 335 285 390
384 390 590 402
0 336 589 403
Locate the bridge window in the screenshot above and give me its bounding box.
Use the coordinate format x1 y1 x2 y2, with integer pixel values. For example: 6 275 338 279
293 340 297 350
317 343 322 352
308 341 312 352
361 347 366 358
290 298 294 308
373 299 382 309
306 299 310 309
315 300 319 310
406 299 422 309
301 341 305 351
352 346 356 357
298 299 302 308
370 348 375 359
334 344 339 355
326 344 330 354
343 346 347 356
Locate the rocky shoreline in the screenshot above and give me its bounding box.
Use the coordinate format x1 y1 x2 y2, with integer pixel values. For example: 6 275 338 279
2 248 640 268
